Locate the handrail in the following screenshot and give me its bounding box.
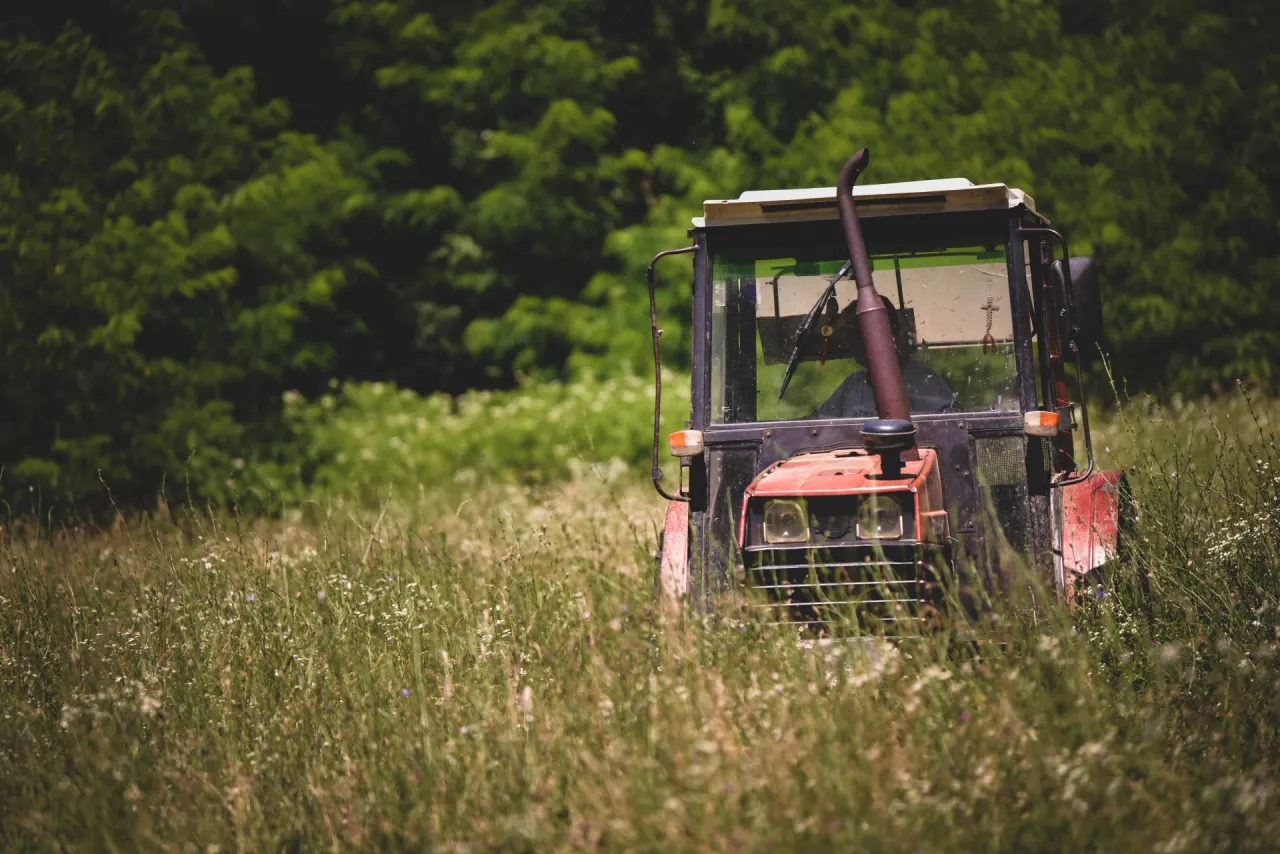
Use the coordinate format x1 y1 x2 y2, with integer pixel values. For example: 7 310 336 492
647 245 696 502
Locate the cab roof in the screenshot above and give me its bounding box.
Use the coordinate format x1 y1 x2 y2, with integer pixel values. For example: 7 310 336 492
694 178 1035 228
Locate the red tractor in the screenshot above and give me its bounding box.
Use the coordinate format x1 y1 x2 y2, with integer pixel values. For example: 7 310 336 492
647 148 1124 624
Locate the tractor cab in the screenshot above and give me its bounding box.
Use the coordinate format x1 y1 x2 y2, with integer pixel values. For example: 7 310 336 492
648 149 1123 624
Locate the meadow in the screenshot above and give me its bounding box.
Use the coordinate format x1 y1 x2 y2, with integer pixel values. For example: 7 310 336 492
2 386 1279 851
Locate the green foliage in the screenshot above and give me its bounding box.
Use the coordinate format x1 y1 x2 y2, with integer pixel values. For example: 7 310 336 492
6 0 1280 507
473 0 1280 391
0 16 379 508
264 372 691 504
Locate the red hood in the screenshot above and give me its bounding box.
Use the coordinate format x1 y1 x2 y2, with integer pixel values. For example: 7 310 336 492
738 447 940 549
745 447 936 498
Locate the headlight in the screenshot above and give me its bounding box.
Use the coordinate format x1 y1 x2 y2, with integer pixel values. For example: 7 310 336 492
856 497 903 540
763 499 809 544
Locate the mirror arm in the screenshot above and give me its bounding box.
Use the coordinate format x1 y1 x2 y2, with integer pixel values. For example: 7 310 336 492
648 245 697 503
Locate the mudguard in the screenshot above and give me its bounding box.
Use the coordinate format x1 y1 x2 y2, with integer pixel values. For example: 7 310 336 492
659 498 690 606
1060 469 1125 598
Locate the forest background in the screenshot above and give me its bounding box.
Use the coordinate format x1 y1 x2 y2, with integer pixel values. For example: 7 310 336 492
4 0 1279 511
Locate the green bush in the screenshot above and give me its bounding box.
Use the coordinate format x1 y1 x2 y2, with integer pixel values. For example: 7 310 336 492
257 372 692 504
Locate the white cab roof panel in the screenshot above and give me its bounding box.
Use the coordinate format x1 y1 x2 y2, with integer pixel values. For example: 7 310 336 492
694 178 1035 228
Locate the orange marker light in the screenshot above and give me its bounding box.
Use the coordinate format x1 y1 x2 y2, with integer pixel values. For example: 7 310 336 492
668 429 705 458
1023 410 1061 438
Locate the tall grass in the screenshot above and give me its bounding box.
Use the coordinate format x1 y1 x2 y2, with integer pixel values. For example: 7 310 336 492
2 391 1278 851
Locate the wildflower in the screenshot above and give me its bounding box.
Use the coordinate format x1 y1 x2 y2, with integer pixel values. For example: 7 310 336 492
401 688 411 697
138 692 162 719
247 593 255 603
959 712 970 724
317 590 327 605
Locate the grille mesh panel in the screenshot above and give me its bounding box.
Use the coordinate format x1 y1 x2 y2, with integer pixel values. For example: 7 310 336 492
975 436 1026 487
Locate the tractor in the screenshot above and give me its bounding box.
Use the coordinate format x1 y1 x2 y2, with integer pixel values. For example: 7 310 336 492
646 148 1124 625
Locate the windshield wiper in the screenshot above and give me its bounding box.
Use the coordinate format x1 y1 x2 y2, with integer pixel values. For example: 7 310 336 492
777 260 852 399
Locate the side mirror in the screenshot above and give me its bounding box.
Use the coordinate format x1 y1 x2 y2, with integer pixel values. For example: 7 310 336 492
1051 257 1102 360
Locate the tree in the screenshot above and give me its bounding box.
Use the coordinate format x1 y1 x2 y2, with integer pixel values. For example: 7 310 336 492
0 12 378 507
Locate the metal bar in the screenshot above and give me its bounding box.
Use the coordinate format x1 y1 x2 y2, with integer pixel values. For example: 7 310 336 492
691 230 711 431
1027 235 1054 410
919 337 1015 348
647 245 696 502
1018 228 1096 488
746 560 919 572
749 580 918 590
770 274 783 352
1006 219 1038 415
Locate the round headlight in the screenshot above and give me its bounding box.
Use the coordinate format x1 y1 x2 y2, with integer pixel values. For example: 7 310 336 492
856 497 903 540
763 499 809 544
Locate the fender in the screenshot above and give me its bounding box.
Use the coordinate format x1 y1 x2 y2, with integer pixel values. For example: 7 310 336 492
1059 469 1126 600
659 498 690 607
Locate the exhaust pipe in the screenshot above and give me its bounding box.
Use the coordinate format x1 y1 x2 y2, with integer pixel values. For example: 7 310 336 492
837 149 911 424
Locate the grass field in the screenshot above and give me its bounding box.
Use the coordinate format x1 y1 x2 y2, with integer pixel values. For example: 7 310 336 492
3 390 1280 851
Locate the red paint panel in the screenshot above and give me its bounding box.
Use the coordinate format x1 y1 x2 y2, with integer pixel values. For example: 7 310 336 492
738 449 938 548
659 498 690 605
744 448 935 498
1061 469 1123 584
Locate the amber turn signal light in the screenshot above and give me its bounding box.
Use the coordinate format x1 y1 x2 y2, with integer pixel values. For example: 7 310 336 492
668 429 704 457
1023 410 1060 438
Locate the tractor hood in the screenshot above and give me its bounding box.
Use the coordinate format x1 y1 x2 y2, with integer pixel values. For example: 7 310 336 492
737 447 944 550
745 448 937 498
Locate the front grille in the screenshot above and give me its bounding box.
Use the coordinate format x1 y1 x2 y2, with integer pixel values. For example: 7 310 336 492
744 547 941 627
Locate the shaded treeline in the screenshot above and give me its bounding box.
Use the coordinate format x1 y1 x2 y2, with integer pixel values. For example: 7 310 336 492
3 0 1279 506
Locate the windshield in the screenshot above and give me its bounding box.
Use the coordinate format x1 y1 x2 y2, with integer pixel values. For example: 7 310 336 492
710 246 1021 424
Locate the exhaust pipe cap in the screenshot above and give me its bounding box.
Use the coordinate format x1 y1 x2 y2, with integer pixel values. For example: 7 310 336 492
861 419 917 454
